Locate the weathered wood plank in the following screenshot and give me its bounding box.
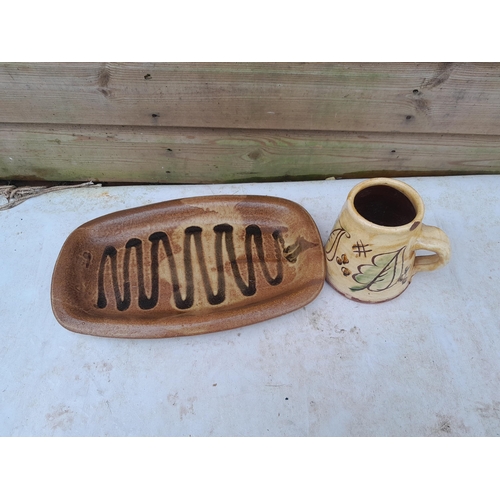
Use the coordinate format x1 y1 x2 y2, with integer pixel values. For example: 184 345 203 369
1 62 500 135
1 124 499 183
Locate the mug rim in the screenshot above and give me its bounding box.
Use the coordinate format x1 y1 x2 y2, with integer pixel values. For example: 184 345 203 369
346 177 425 231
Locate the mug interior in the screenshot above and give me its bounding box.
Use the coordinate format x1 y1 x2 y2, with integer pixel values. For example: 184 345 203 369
353 184 417 227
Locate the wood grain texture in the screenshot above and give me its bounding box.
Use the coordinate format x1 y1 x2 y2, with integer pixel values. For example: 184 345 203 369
2 62 500 135
1 124 499 183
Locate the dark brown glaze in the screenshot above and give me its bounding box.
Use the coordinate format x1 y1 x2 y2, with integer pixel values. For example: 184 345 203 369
354 185 417 227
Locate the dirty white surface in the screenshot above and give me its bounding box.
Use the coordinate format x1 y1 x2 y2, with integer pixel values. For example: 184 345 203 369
1 176 499 436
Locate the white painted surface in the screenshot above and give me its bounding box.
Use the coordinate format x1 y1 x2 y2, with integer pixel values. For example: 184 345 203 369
1 176 499 436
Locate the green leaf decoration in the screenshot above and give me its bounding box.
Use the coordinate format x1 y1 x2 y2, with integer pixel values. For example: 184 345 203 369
350 246 407 292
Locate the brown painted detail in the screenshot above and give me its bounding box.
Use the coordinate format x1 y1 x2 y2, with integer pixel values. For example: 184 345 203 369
96 224 286 311
280 236 318 263
51 195 326 338
82 251 92 269
336 254 349 265
410 221 421 231
341 267 351 276
352 241 372 257
325 226 351 262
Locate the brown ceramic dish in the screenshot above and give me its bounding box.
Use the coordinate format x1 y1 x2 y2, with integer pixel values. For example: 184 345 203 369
51 195 326 338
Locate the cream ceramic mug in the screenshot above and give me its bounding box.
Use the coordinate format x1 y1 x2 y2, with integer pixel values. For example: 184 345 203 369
325 178 451 303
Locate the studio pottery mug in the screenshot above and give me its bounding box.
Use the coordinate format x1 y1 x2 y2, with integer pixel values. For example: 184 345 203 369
325 178 451 303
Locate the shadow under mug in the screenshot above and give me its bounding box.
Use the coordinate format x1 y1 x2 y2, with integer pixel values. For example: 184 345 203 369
325 178 451 303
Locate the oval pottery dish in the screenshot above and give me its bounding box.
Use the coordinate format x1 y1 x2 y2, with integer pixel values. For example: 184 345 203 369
51 195 326 338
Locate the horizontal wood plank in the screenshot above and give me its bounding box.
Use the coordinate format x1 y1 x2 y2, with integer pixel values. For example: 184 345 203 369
1 63 500 135
1 124 499 183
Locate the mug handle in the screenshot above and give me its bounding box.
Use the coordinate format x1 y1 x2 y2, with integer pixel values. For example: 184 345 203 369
413 224 451 274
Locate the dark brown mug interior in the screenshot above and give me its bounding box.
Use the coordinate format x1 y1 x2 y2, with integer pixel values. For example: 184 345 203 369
353 185 417 227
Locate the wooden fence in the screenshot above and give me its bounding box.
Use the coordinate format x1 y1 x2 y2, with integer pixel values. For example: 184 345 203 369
1 62 499 183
